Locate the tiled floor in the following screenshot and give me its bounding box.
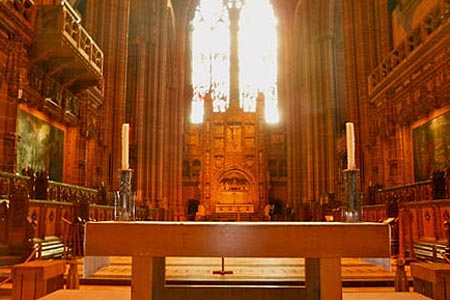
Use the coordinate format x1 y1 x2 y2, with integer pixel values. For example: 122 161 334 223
81 256 406 285
0 256 414 299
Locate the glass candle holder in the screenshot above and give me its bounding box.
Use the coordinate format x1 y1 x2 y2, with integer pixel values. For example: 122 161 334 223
342 169 362 222
114 169 136 221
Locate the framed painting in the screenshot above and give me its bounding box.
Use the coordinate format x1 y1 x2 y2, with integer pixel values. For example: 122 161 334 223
412 111 450 182
17 110 64 181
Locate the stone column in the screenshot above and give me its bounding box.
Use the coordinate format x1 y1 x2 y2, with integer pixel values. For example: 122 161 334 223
227 1 241 107
2 132 19 173
92 0 131 190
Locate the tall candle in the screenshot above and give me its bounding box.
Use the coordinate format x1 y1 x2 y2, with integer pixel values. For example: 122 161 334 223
121 123 129 170
346 122 356 170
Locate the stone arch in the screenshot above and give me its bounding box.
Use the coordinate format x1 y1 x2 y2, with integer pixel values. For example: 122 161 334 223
211 165 257 209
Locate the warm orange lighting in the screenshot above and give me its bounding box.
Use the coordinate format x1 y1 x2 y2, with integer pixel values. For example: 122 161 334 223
191 0 279 124
239 0 279 123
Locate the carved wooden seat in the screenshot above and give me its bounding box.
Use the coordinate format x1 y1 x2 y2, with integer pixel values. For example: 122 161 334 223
411 262 450 300
11 259 65 300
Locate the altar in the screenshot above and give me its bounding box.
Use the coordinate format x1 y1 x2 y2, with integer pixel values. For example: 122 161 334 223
83 221 390 300
215 203 254 213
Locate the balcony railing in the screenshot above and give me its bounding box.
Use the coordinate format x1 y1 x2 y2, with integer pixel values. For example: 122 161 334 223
368 2 450 94
373 180 433 205
32 1 103 92
27 66 81 124
0 170 113 204
60 1 103 74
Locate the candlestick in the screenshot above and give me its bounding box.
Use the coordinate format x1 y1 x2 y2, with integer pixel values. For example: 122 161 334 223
346 122 355 170
114 169 135 221
121 123 129 170
342 169 362 222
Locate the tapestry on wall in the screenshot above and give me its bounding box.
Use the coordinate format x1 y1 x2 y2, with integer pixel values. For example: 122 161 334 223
17 110 64 181
413 111 450 182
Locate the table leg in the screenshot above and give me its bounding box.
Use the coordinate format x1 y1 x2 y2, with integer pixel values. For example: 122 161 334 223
131 257 165 300
319 257 342 300
305 258 342 300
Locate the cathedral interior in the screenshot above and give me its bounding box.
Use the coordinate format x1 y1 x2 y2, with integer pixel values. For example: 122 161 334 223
0 0 450 298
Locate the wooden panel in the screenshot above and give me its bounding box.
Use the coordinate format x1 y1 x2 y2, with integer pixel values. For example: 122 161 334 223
410 208 421 240
411 262 450 300
437 203 450 240
363 205 386 222
343 292 432 299
37 289 131 300
0 201 8 243
400 200 450 249
44 206 57 236
398 200 450 261
421 207 436 240
11 260 65 300
85 221 390 258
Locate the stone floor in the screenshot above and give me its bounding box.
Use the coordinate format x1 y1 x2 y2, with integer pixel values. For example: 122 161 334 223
80 256 407 286
0 256 414 299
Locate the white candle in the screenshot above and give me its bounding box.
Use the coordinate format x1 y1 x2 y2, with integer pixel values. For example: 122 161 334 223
346 122 356 170
121 123 129 170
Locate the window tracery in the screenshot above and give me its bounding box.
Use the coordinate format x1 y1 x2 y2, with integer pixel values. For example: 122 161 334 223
190 0 279 123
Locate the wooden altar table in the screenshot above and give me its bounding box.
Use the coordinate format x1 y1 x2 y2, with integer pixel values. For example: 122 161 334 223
83 221 390 300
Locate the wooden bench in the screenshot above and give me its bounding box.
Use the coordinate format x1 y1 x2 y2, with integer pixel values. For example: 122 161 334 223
38 289 130 300
343 292 432 299
11 259 65 300
411 261 450 300
82 221 391 300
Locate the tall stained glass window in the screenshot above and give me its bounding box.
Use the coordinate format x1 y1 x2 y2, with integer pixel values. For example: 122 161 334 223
191 0 230 124
190 0 279 124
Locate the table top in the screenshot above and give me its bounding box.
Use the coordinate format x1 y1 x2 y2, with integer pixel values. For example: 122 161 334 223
343 292 432 300
84 221 390 258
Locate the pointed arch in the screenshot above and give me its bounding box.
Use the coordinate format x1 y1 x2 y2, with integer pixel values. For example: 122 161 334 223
190 0 279 124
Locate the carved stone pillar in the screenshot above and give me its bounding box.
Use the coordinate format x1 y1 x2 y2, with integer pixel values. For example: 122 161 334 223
286 0 343 216
227 0 241 107
3 132 19 173
92 0 131 190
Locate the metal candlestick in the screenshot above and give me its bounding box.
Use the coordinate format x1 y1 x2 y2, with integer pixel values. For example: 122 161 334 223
114 169 136 221
342 169 362 222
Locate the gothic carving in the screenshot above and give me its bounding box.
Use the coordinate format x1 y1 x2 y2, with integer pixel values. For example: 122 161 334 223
32 1 103 93
219 172 249 191
214 123 224 136
6 35 27 101
189 132 198 145
214 137 224 149
244 155 254 168
226 123 242 151
244 123 254 135
370 45 450 140
369 1 450 93
214 156 224 169
0 61 5 89
244 137 254 148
